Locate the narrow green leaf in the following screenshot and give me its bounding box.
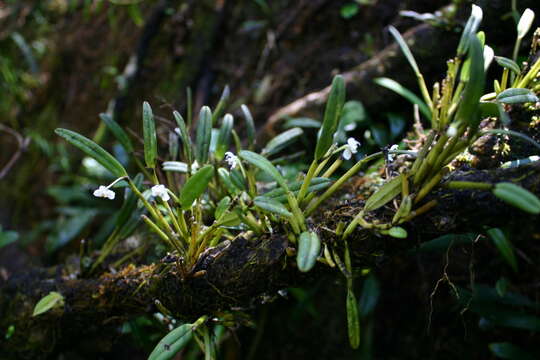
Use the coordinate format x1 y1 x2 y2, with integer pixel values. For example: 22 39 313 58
346 289 360 349
55 128 128 178
148 323 194 360
493 182 540 214
283 117 321 129
0 227 18 249
494 56 521 74
296 231 321 272
496 88 539 104
100 113 134 153
456 4 483 56
364 175 403 212
217 167 242 194
215 113 234 160
314 75 346 160
195 106 212 164
254 196 293 218
239 150 288 190
487 228 518 272
489 342 536 360
173 111 193 164
168 131 179 160
387 226 408 239
241 104 256 148
215 196 231 219
455 34 485 133
163 161 188 173
179 165 214 210
374 77 431 119
262 127 304 156
388 25 420 75
142 101 157 169
262 177 332 201
359 275 380 316
33 291 64 317
212 85 230 124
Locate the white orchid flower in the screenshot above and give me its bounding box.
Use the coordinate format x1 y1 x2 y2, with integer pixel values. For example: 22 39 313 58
151 184 170 202
93 185 115 200
387 144 399 162
342 138 361 160
225 152 239 169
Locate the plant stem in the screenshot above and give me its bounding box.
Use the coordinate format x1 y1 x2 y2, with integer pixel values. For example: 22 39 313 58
305 152 383 217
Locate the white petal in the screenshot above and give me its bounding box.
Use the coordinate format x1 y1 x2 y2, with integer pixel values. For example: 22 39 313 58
343 149 352 160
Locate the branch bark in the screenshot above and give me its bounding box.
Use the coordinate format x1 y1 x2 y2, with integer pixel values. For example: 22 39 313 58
2 161 540 358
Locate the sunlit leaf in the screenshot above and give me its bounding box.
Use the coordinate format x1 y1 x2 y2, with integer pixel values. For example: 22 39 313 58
364 174 402 212
55 129 128 178
142 101 157 169
374 78 430 119
254 196 293 218
314 75 346 160
262 127 304 156
296 231 321 272
179 165 214 210
33 291 64 317
195 106 212 164
148 323 194 360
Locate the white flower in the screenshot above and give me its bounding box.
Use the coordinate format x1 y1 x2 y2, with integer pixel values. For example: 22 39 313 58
387 144 399 162
93 185 115 200
191 160 199 173
224 152 239 169
151 184 170 202
342 138 361 160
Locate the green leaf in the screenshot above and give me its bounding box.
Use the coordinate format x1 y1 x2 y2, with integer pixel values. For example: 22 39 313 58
363 175 403 212
148 323 194 360
0 227 18 249
173 111 193 164
374 78 431 119
489 342 536 360
262 127 304 156
100 113 134 153
254 196 293 218
179 165 214 210
494 56 521 74
314 75 346 160
212 85 230 124
215 113 234 160
359 275 380 316
217 168 242 194
55 128 128 178
456 4 483 56
239 150 288 190
496 88 539 104
455 34 485 133
32 291 64 317
162 161 188 173
346 289 360 349
296 231 321 272
241 104 256 148
215 196 231 219
283 117 321 129
493 182 540 214
142 101 158 169
195 106 212 164
262 177 332 202
387 226 408 239
487 228 517 272
388 25 420 75
340 3 359 19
